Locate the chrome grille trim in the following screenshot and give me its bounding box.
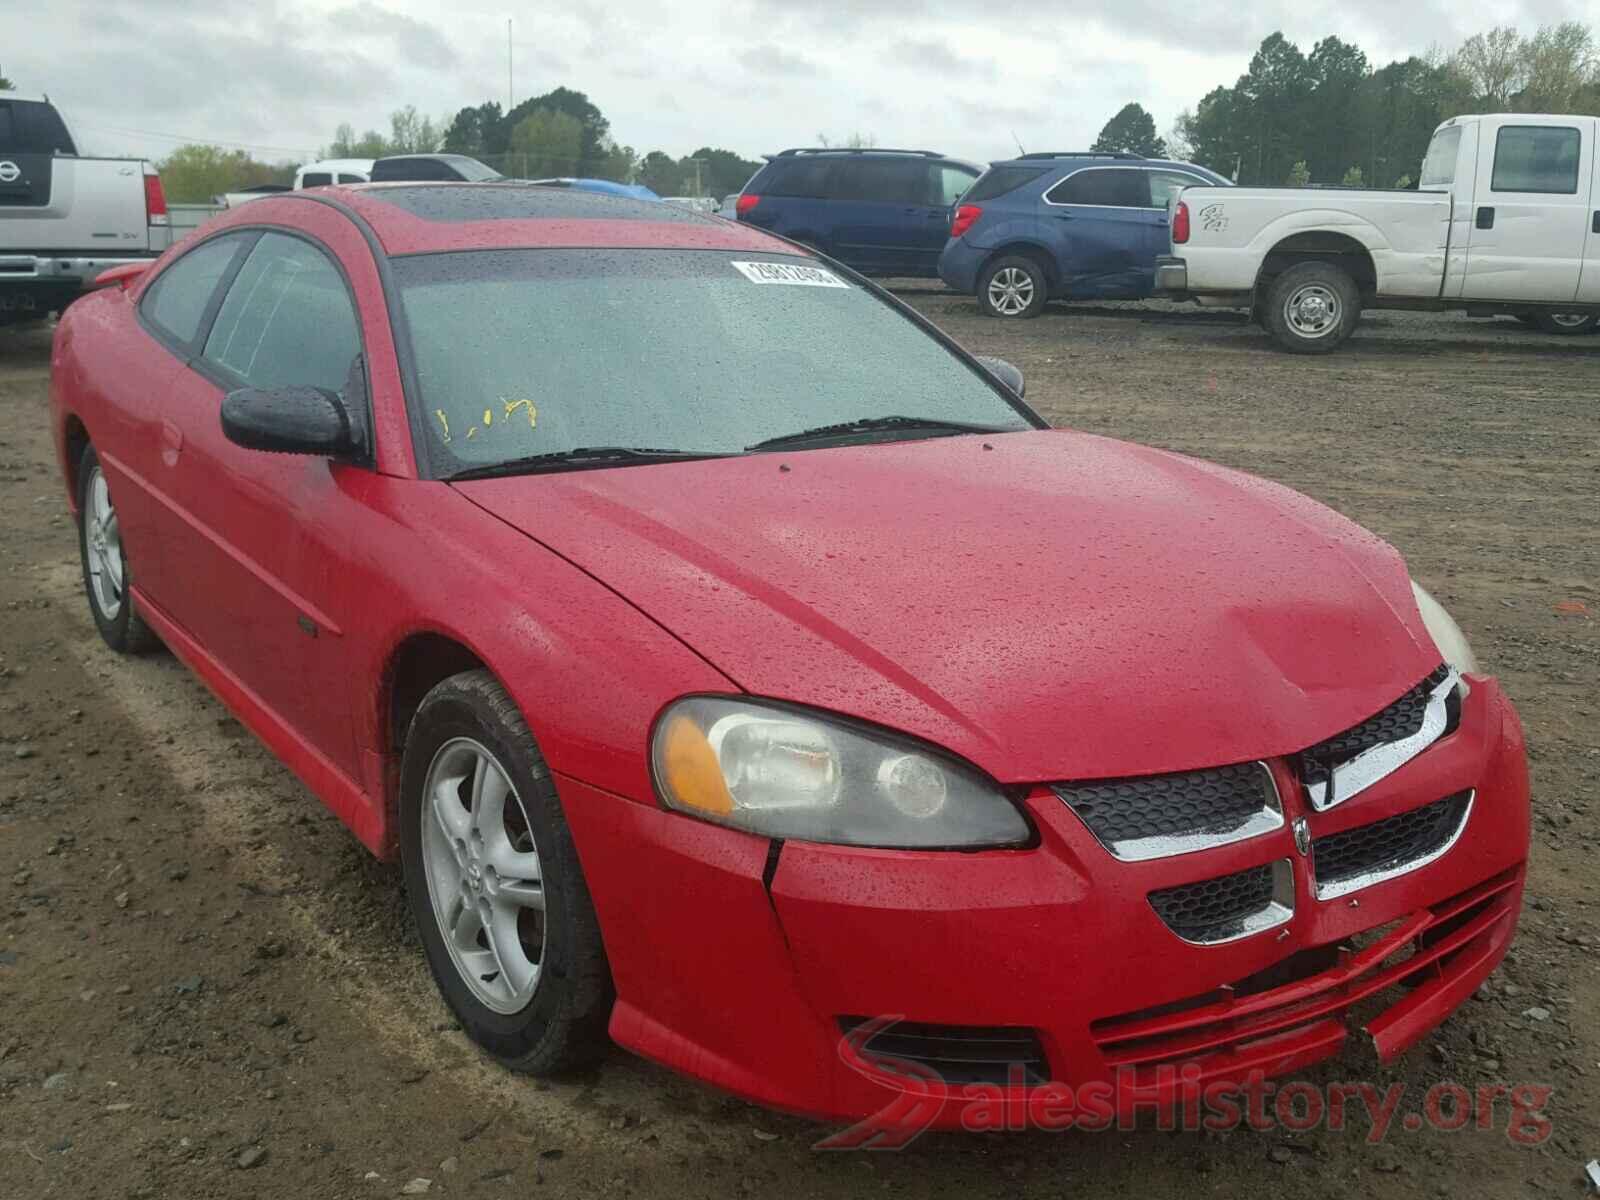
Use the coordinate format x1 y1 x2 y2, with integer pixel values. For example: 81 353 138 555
1313 791 1474 900
1057 762 1284 862
1153 859 1296 946
1303 667 1460 812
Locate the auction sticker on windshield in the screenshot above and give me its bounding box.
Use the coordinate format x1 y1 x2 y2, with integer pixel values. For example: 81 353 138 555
731 261 850 288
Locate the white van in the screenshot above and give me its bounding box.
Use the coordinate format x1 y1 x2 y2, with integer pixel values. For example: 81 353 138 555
294 158 375 189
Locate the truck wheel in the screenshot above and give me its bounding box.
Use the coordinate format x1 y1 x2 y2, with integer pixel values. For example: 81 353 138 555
1532 311 1599 335
1264 262 1360 353
978 256 1047 319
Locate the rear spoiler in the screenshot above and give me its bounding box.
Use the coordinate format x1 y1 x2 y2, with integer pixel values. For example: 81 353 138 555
92 262 153 291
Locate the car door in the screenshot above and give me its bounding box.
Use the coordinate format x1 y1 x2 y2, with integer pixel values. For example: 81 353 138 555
1573 127 1600 304
157 229 368 777
1461 119 1592 302
1042 167 1159 297
828 159 934 274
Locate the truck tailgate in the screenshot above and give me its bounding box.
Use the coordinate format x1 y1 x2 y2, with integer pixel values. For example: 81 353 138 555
0 157 159 255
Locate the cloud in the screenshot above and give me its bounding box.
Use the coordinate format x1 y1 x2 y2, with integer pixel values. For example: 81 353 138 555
891 38 997 79
327 2 458 69
736 44 823 77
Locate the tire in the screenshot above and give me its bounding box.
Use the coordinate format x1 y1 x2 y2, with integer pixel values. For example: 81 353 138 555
978 255 1047 319
77 445 159 654
399 670 612 1074
1532 311 1599 335
1263 261 1361 353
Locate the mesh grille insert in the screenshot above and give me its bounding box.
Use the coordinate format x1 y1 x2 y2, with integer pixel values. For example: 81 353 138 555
1054 761 1277 854
1149 863 1276 942
1312 791 1471 893
836 1018 1049 1086
1303 664 1451 764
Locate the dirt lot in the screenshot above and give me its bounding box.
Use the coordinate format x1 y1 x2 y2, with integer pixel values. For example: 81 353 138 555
1 299 1596 1199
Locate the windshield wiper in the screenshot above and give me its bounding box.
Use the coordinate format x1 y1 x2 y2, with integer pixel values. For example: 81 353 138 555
745 415 1011 453
447 446 731 482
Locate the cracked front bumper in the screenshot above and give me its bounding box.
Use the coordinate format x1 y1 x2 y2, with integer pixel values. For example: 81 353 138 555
559 677 1529 1126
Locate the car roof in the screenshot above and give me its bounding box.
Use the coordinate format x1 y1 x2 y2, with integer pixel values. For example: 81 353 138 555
311 182 802 257
298 158 375 175
989 154 1214 172
766 147 960 160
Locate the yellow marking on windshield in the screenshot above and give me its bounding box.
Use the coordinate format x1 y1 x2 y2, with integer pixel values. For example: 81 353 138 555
483 407 493 427
502 398 538 428
434 410 451 442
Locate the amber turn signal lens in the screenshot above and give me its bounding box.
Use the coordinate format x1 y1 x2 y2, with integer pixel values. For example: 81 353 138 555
658 713 734 815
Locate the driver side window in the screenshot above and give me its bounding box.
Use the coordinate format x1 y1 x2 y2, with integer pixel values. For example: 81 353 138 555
202 232 360 395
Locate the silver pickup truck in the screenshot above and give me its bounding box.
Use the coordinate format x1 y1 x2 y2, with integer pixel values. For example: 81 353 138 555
1 93 171 327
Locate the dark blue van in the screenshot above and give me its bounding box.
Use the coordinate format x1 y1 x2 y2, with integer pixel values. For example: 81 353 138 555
938 152 1230 317
735 148 981 277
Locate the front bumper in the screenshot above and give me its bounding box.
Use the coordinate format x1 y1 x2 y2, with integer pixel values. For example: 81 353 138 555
560 677 1528 1128
1154 255 1188 294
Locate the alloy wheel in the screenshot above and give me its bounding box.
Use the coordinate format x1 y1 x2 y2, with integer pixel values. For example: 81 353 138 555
421 737 547 1014
987 267 1036 317
84 466 125 620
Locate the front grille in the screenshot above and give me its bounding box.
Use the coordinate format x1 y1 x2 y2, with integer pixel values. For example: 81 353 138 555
837 1018 1049 1086
1311 791 1472 898
1304 664 1451 762
1299 664 1460 810
1054 761 1281 861
1148 860 1291 944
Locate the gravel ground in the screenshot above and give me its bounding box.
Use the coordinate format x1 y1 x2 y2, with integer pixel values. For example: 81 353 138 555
1 297 1596 1199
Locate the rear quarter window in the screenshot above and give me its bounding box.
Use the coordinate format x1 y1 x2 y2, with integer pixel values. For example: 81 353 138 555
756 158 836 199
300 172 333 188
140 234 252 350
964 166 1052 203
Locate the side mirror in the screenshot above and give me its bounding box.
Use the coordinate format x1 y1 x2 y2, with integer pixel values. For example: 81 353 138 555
975 355 1025 398
220 386 356 457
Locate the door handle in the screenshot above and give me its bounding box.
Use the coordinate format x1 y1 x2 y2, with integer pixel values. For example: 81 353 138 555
1476 206 1495 230
160 420 183 467
1592 210 1600 234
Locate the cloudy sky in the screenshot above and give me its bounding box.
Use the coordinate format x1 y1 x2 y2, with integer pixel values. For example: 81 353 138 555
6 0 1593 166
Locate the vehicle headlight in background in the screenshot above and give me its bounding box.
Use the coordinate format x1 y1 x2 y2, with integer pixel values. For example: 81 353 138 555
1411 580 1480 675
652 697 1031 848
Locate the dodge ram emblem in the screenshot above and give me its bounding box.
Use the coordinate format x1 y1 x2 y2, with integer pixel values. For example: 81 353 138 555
0 161 22 184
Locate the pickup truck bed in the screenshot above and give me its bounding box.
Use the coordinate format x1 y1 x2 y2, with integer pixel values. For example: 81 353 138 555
1 94 171 326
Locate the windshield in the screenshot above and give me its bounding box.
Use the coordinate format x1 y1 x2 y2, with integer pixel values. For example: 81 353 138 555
392 249 1034 476
1420 127 1462 188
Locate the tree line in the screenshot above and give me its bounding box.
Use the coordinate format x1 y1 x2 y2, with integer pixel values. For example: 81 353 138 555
1093 22 1600 187
139 19 1600 203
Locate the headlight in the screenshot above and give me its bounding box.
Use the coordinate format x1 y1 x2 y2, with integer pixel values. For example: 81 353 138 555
1411 580 1480 675
651 697 1031 848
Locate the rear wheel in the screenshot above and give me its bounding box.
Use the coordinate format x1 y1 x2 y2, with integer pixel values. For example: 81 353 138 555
1532 311 1599 335
399 670 612 1073
77 446 158 654
1263 262 1361 353
978 255 1047 319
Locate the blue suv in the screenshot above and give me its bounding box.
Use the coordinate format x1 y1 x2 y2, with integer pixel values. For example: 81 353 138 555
735 148 981 277
938 152 1230 317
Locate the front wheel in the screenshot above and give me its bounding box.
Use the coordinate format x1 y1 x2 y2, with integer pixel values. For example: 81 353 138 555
1532 311 1599 335
399 670 612 1073
978 255 1047 319
1263 262 1361 353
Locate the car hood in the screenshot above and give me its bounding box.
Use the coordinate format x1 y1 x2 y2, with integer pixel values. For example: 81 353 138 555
452 430 1439 783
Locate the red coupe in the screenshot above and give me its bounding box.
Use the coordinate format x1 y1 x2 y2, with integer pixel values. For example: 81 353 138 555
50 183 1529 1128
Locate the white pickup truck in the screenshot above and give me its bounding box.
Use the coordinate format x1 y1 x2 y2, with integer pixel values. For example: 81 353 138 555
1156 113 1600 352
0 93 171 328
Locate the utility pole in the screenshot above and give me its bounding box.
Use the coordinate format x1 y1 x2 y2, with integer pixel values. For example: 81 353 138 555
507 19 513 113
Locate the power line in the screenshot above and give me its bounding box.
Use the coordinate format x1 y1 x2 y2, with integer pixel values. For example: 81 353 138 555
75 123 314 157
